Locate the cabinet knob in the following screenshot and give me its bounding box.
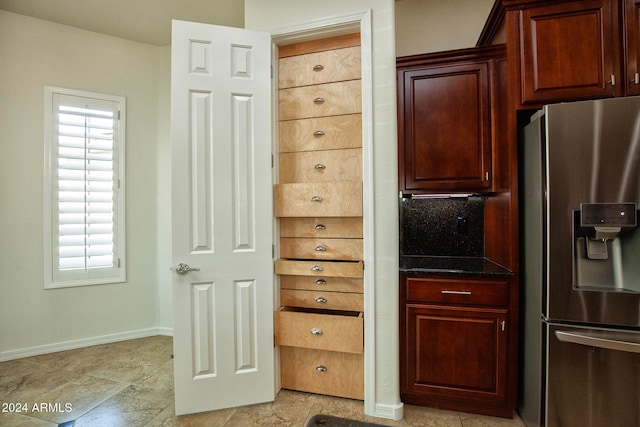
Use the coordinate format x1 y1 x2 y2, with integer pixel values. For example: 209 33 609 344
314 97 325 104
310 328 323 335
315 365 328 372
314 163 326 170
314 224 326 230
313 64 324 71
314 245 326 252
311 196 323 202
313 130 325 136
315 279 327 285
315 296 327 303
311 265 323 271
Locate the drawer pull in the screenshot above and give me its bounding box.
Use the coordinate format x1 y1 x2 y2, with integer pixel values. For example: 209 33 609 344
315 365 328 372
314 163 326 170
315 245 326 251
315 297 327 303
441 290 472 295
313 64 324 71
314 224 326 230
314 97 325 104
311 327 323 335
315 279 327 285
313 130 325 136
311 265 323 271
311 196 323 202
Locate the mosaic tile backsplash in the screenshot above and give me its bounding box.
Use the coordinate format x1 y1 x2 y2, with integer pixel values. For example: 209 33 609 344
399 196 484 257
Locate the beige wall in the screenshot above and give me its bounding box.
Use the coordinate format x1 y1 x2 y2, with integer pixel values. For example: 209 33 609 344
395 0 495 56
0 10 171 357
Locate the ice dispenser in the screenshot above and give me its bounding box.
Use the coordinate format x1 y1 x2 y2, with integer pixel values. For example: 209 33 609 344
574 202 639 291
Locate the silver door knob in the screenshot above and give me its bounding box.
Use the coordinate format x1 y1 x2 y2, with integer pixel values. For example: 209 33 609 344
175 263 200 274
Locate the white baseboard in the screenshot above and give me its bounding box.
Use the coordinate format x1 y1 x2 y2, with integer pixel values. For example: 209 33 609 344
373 402 404 421
0 327 174 362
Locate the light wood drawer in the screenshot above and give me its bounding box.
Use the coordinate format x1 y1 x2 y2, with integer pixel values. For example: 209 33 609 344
280 275 363 293
275 306 363 354
279 46 361 88
281 289 364 312
279 80 362 121
405 277 509 307
279 148 362 183
279 114 362 153
280 217 363 238
274 182 361 217
280 237 363 261
280 346 364 400
275 259 364 278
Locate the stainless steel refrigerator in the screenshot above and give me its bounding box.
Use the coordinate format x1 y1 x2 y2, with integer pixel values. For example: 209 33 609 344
519 96 640 427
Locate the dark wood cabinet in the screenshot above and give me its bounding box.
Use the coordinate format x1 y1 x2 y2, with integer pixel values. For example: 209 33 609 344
506 0 640 106
400 274 518 419
397 45 506 193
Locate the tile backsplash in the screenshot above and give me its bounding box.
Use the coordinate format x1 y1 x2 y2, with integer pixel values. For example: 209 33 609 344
399 196 484 257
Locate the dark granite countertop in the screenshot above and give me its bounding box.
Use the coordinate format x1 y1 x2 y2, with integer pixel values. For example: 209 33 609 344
399 255 514 277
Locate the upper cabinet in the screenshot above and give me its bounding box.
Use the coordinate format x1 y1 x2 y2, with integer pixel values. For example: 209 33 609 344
397 45 507 194
506 0 640 107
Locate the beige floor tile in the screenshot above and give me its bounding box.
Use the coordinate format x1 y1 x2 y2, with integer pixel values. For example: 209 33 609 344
0 412 58 427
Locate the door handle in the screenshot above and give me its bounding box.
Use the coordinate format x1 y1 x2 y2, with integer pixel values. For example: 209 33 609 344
175 263 200 274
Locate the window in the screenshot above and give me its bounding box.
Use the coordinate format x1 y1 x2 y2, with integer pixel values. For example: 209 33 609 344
44 87 126 289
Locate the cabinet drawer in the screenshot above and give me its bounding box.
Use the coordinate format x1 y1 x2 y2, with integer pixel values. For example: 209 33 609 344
405 277 509 307
279 114 362 153
280 275 363 293
280 237 363 261
276 259 364 278
280 217 363 238
279 80 362 121
280 346 364 400
274 182 362 217
279 46 361 88
275 306 364 354
281 289 364 312
279 148 362 183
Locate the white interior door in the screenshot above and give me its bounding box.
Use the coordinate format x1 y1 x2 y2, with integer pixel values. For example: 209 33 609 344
170 20 274 415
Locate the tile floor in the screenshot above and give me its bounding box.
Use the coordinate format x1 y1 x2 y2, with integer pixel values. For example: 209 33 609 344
0 336 527 426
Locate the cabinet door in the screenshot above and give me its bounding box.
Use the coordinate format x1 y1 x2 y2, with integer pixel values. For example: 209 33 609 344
400 62 491 191
403 304 508 404
518 0 619 104
626 0 640 95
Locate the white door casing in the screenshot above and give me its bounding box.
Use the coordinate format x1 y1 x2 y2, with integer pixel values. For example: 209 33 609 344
170 20 274 415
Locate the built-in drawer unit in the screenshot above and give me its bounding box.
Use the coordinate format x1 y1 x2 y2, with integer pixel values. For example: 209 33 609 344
275 259 364 278
279 46 361 89
279 148 362 183
405 276 509 307
280 237 363 261
280 289 364 312
280 346 364 400
280 275 363 294
275 306 364 354
279 114 362 153
279 217 363 239
274 182 362 217
279 80 362 121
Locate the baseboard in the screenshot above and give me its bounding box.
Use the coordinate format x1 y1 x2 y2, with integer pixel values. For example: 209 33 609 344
373 402 404 421
0 327 174 362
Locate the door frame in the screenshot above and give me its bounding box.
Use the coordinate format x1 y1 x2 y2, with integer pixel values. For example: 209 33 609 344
268 10 377 417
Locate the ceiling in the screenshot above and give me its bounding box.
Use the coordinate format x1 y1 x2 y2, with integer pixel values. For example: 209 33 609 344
0 0 244 46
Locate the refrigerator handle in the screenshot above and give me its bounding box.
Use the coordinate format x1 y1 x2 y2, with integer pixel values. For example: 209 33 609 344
555 330 640 354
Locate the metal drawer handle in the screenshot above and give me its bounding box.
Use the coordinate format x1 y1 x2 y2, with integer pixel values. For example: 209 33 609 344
314 224 326 230
313 64 324 71
314 97 325 104
311 265 323 271
316 365 327 372
632 73 640 84
314 130 325 136
315 279 327 285
311 328 323 335
311 196 323 202
315 245 326 251
441 290 472 295
314 163 326 169
315 297 327 303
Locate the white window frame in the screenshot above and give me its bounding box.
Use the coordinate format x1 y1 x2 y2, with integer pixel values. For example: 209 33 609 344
43 86 126 289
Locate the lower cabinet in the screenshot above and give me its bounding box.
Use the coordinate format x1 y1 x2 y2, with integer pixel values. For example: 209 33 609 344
400 274 517 418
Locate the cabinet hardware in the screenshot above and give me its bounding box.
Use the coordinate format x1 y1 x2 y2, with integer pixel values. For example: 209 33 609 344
608 74 616 86
314 97 325 104
315 297 327 303
315 279 327 285
441 290 472 295
314 163 326 169
310 328 323 335
501 320 506 331
313 130 325 136
311 265 323 271
314 224 326 230
315 245 326 251
313 64 324 71
485 171 489 181
315 365 327 372
311 196 323 202
632 73 639 85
